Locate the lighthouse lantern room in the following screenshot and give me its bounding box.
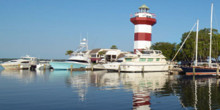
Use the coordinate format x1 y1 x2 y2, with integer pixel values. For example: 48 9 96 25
130 4 157 53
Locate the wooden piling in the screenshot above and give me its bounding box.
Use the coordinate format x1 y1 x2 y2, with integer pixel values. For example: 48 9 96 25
217 64 219 78
118 65 121 73
44 64 46 70
91 64 94 71
142 65 144 73
193 67 195 81
18 64 20 70
70 65 73 72
168 65 171 74
141 71 144 77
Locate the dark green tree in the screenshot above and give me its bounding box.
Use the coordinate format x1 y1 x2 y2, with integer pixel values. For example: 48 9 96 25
151 42 177 60
177 28 220 62
110 45 118 49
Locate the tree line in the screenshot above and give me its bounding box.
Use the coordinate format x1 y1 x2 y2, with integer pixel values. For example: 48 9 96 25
151 28 220 62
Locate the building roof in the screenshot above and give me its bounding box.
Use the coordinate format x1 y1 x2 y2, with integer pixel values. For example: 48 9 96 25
139 4 149 10
118 53 125 58
106 50 121 55
90 48 101 54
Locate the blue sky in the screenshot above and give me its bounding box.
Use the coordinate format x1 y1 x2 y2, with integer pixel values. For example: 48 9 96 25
0 0 219 59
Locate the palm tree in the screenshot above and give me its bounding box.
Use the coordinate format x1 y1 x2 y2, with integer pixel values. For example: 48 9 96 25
65 50 73 56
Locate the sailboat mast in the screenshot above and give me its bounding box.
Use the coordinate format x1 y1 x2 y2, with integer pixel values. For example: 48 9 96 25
195 20 199 66
86 33 89 51
209 3 213 67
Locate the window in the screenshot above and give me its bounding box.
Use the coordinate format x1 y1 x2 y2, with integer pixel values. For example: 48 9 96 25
143 51 154 54
125 58 132 62
139 58 146 62
148 58 153 62
22 58 30 60
112 55 116 58
91 54 96 58
21 61 29 63
117 60 123 62
155 51 162 54
156 58 160 61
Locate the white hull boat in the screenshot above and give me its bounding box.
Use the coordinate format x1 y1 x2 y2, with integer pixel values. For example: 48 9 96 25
0 55 38 70
104 63 168 72
1 63 30 70
50 38 91 70
103 50 169 72
36 61 51 70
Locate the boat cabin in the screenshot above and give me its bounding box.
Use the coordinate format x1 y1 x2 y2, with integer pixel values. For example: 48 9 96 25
124 50 166 63
89 48 126 63
21 55 38 65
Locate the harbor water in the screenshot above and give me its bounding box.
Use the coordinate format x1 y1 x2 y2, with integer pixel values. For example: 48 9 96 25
1 67 220 110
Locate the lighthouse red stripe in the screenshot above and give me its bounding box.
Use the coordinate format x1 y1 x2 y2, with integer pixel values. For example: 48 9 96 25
130 17 156 25
134 33 151 41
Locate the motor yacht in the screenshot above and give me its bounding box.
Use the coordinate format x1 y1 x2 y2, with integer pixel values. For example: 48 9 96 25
0 55 38 70
103 50 169 72
50 38 91 70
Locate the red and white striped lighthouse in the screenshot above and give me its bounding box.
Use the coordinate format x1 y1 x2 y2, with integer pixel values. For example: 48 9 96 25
130 4 156 53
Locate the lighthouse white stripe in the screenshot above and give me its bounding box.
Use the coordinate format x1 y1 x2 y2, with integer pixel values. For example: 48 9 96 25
134 41 151 49
134 24 152 33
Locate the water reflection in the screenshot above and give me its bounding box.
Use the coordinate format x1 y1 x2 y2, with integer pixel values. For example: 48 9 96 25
66 71 90 101
2 69 220 109
68 71 169 110
172 76 220 110
120 72 168 110
0 69 51 83
0 70 37 83
90 71 121 89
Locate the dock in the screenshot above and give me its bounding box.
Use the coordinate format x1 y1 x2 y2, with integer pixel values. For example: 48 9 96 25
68 68 92 71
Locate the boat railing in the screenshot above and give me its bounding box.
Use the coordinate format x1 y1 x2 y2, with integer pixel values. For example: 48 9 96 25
197 62 218 68
131 12 156 18
141 50 162 55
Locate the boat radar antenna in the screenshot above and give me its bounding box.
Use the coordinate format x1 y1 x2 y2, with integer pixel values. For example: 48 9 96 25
74 37 88 53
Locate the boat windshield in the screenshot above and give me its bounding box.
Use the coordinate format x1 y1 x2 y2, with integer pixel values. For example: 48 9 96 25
155 50 162 54
116 60 123 62
10 61 17 62
142 50 162 54
22 58 31 60
21 61 29 63
142 51 154 54
72 53 84 56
